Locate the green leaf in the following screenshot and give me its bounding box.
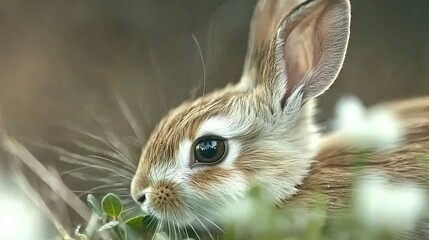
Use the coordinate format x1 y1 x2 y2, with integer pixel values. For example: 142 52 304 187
98 220 120 232
120 224 142 240
87 194 102 217
101 193 123 218
124 215 145 230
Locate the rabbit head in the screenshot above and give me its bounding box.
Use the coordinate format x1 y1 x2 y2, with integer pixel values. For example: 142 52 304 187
131 0 351 229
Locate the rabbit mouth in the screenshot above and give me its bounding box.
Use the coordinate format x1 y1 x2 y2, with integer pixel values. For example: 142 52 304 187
146 199 216 226
148 206 224 239
142 192 226 236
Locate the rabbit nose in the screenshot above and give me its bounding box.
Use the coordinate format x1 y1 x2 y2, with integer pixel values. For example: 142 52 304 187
136 193 146 204
132 187 151 204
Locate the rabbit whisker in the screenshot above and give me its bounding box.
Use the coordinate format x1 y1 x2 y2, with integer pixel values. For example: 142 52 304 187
151 220 160 240
187 221 202 240
114 91 146 143
192 33 207 102
86 154 135 173
186 206 215 240
193 210 223 233
167 219 172 240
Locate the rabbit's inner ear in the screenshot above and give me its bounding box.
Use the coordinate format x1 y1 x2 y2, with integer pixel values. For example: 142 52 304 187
266 0 350 108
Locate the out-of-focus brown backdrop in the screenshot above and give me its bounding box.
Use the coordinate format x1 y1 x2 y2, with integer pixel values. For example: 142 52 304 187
0 0 427 237
0 0 428 141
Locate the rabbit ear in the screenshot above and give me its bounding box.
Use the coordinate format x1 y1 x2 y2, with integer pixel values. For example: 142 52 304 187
265 0 350 108
240 0 350 111
238 0 306 90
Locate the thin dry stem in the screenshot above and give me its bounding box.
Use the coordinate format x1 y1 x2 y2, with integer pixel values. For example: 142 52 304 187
9 164 74 240
1 133 91 222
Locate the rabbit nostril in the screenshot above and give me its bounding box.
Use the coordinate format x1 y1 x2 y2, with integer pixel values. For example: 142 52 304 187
137 194 146 204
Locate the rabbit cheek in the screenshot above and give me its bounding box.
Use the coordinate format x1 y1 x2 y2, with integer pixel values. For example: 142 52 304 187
191 167 229 193
191 167 247 200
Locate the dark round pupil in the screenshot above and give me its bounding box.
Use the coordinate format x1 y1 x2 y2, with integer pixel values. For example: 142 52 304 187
195 138 225 163
198 140 217 157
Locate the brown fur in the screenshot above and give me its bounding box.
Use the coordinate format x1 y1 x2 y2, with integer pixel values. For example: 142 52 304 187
143 89 237 165
191 167 234 192
131 87 238 195
288 96 429 209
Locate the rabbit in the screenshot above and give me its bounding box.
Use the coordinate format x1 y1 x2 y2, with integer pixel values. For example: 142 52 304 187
130 0 429 237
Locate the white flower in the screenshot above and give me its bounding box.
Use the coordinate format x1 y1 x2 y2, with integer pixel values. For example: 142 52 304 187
0 183 45 240
333 95 404 151
219 186 276 235
353 174 427 233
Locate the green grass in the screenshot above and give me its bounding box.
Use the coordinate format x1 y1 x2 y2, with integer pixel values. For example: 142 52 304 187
66 182 428 240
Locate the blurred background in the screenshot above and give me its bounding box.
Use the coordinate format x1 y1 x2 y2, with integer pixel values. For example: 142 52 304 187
0 0 428 238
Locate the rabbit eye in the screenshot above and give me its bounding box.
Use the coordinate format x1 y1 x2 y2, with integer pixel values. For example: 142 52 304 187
193 136 227 164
